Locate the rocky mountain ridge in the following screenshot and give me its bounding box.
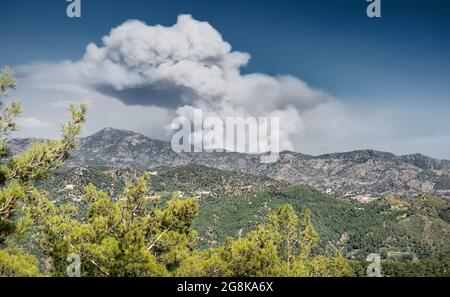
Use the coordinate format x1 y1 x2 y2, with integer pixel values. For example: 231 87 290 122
7 127 450 199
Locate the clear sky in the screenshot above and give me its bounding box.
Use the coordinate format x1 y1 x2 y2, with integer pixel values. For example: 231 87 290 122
1 0 449 158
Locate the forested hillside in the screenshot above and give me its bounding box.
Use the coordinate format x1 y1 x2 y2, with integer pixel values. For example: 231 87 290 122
36 164 450 273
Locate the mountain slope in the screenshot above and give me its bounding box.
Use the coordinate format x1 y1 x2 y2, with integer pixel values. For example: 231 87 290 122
36 164 450 260
7 127 450 199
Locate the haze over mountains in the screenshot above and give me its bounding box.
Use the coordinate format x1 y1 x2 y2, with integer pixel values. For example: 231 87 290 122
7 127 450 199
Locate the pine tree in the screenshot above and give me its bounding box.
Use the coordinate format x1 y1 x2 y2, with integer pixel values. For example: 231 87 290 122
176 204 355 277
267 204 300 271
0 66 87 276
28 173 199 276
298 208 319 260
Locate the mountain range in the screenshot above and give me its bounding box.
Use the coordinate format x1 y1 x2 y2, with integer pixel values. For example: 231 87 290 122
7 127 450 199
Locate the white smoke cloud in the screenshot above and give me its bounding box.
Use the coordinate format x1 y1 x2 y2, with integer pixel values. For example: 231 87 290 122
14 14 449 158
16 14 333 152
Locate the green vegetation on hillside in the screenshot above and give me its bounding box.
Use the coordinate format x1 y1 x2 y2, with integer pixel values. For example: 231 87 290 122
26 172 355 277
194 185 450 260
37 164 450 264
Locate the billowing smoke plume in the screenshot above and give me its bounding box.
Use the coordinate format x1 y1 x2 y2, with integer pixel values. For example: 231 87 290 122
18 15 334 151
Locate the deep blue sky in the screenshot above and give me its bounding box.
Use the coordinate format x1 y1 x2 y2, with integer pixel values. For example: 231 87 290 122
1 0 449 105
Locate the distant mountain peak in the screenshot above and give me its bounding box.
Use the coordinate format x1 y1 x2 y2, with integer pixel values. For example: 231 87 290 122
88 127 144 138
